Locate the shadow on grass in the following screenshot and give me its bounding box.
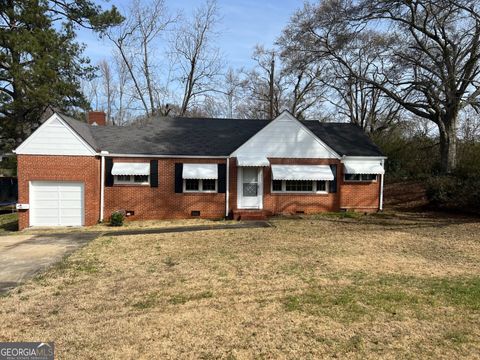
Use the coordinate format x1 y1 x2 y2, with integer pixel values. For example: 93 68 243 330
0 213 18 233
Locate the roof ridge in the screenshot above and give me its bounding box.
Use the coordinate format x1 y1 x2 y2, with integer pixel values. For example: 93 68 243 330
172 116 268 122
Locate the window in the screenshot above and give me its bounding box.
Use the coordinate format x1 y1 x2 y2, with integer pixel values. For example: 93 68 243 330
286 180 313 192
316 181 326 191
114 175 150 185
272 180 282 192
134 175 149 183
183 179 217 193
117 175 131 182
185 179 200 191
272 180 328 193
344 174 377 182
202 179 216 191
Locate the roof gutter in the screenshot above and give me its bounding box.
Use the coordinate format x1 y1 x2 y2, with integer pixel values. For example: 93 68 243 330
379 159 385 211
99 151 108 222
341 155 388 160
100 153 228 159
225 157 230 217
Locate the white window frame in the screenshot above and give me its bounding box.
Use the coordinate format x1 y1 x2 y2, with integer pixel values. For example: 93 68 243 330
183 179 218 193
114 175 150 186
343 174 378 182
271 180 329 194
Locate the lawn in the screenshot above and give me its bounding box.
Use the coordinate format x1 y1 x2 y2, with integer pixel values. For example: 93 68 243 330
0 211 17 234
1 212 479 359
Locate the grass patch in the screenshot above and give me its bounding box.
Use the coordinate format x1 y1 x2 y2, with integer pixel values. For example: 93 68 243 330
284 284 418 322
0 212 18 233
131 292 158 310
284 273 480 322
163 256 178 267
443 329 471 345
314 211 364 219
425 277 480 310
169 291 213 305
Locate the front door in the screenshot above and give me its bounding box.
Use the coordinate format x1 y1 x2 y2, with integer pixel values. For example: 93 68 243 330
238 167 263 209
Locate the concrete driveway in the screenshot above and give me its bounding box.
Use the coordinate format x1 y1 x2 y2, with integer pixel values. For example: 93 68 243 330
0 232 99 294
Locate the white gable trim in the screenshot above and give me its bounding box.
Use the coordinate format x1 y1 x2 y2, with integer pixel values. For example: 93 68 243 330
231 111 341 159
14 113 96 156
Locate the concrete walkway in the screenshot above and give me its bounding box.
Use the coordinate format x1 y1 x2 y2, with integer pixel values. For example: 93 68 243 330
102 220 272 236
0 221 271 294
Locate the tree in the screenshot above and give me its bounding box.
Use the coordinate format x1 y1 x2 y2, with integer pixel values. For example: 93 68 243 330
279 52 326 120
98 60 115 123
281 0 480 173
222 68 245 118
293 31 401 133
112 50 132 125
104 0 174 117
173 0 223 115
240 45 284 119
0 0 122 152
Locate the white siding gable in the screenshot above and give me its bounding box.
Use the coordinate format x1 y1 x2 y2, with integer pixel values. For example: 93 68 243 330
14 114 95 156
232 112 339 159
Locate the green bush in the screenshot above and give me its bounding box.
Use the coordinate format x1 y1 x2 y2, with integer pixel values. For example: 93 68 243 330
426 174 480 214
110 211 125 226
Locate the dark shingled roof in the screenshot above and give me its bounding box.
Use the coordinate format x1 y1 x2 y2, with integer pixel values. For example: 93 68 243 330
301 121 384 157
91 117 270 156
59 113 384 157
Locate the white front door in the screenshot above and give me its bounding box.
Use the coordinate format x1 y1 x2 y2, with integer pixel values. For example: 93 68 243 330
238 167 263 209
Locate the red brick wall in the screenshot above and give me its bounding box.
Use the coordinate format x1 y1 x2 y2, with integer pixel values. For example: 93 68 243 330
17 155 101 229
229 157 381 214
17 155 381 230
104 158 227 221
229 158 341 215
338 166 381 211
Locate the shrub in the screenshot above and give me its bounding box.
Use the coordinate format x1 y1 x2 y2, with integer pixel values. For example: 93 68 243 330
110 210 125 227
426 174 480 214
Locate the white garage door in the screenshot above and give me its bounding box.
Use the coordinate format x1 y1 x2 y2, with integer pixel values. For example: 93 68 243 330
30 181 84 227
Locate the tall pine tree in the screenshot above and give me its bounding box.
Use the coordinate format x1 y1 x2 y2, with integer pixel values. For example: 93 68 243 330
0 0 123 152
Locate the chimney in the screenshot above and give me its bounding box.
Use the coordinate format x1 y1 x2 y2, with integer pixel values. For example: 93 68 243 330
87 111 106 126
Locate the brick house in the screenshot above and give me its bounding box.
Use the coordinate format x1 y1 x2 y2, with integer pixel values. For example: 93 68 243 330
14 111 386 229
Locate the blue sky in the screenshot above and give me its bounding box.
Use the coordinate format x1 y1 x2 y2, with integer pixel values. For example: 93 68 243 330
77 0 302 68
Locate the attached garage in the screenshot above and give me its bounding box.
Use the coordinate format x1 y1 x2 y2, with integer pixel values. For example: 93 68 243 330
29 181 84 227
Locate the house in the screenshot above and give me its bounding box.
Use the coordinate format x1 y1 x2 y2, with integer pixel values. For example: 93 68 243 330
13 111 386 229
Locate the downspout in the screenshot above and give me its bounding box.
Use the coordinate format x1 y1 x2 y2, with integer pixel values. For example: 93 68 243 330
379 159 385 211
100 151 108 222
225 157 230 217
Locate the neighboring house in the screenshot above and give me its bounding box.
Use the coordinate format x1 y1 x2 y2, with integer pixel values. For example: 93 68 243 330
13 111 386 229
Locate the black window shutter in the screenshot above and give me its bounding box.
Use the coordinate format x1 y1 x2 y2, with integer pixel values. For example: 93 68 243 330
329 164 337 193
150 160 158 187
218 163 226 193
174 163 183 193
105 158 114 187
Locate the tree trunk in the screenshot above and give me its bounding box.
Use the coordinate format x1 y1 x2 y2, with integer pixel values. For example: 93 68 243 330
438 119 457 174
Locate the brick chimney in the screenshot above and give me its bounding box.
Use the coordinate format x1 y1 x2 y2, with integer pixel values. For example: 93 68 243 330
87 111 106 126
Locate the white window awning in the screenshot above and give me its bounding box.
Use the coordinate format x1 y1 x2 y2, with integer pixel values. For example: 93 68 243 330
111 162 150 176
343 160 385 175
236 156 270 167
183 163 218 179
271 165 334 181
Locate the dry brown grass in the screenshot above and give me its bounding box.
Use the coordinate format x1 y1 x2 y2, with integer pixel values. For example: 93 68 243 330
1 213 480 359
